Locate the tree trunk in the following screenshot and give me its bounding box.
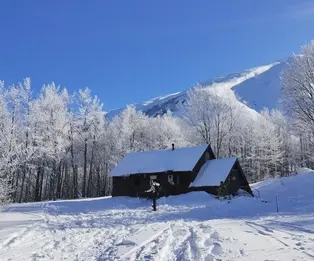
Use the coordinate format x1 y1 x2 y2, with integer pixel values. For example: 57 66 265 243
82 137 88 197
56 161 63 200
19 165 27 203
96 166 101 197
69 124 78 199
34 165 42 202
87 136 96 197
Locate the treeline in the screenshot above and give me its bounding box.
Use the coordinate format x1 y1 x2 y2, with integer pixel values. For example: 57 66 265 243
1 40 314 204
0 82 189 204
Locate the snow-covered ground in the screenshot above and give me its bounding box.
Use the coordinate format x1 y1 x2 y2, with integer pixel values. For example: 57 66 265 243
1 169 314 261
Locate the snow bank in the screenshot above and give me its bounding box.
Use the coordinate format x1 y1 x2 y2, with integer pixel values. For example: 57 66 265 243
252 170 314 214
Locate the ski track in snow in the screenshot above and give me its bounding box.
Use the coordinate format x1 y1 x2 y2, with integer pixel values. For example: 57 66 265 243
127 223 224 261
1 171 314 261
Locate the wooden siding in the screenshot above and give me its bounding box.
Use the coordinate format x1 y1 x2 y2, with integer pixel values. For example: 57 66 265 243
112 171 195 197
192 145 216 175
188 186 219 195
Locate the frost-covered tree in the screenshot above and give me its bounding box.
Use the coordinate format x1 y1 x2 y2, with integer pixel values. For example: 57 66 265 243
184 86 244 158
0 177 12 205
30 83 70 201
267 109 298 175
147 111 189 150
184 85 214 145
109 105 149 154
0 81 12 203
9 78 32 202
281 41 314 130
76 88 106 197
253 109 284 180
281 40 314 169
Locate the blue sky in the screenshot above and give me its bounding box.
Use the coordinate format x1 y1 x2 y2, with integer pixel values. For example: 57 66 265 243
0 1 313 110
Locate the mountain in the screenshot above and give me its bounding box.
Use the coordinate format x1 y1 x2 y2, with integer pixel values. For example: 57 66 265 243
106 60 286 119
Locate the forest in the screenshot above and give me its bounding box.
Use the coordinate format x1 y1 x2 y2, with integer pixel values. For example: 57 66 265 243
1 41 314 204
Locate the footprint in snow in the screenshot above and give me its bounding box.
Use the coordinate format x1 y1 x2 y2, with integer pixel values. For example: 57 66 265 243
204 238 214 247
199 224 212 232
211 242 222 256
117 239 137 246
204 254 216 261
239 248 245 256
210 231 220 240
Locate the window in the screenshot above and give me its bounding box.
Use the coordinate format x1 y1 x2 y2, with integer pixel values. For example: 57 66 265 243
150 175 157 180
168 174 174 184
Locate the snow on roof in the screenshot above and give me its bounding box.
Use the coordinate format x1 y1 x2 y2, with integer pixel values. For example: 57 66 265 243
110 145 209 177
189 158 237 187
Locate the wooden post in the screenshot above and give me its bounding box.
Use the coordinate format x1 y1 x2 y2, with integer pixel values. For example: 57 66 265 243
276 194 279 213
152 196 156 211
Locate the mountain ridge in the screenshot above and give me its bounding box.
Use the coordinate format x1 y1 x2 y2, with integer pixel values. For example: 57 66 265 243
106 60 286 119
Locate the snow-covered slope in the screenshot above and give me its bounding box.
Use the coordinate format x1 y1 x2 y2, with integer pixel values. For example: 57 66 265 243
106 60 286 119
1 168 314 260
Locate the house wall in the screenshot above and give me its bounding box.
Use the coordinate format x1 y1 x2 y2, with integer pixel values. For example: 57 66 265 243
189 186 219 195
225 161 253 195
112 171 195 197
190 145 216 183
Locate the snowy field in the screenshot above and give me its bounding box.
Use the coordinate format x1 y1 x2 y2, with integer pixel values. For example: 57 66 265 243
1 169 314 261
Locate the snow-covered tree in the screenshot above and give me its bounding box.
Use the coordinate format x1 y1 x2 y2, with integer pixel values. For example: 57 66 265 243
147 111 189 150
184 86 244 158
29 83 70 200
281 41 314 130
281 40 314 169
0 81 12 203
76 88 106 197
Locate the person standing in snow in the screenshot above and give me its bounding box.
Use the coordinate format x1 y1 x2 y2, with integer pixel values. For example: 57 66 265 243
145 180 161 211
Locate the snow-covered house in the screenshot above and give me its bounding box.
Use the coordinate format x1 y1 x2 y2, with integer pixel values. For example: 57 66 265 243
110 144 252 197
189 157 252 195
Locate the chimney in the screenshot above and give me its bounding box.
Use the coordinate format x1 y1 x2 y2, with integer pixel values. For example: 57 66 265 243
172 143 175 151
